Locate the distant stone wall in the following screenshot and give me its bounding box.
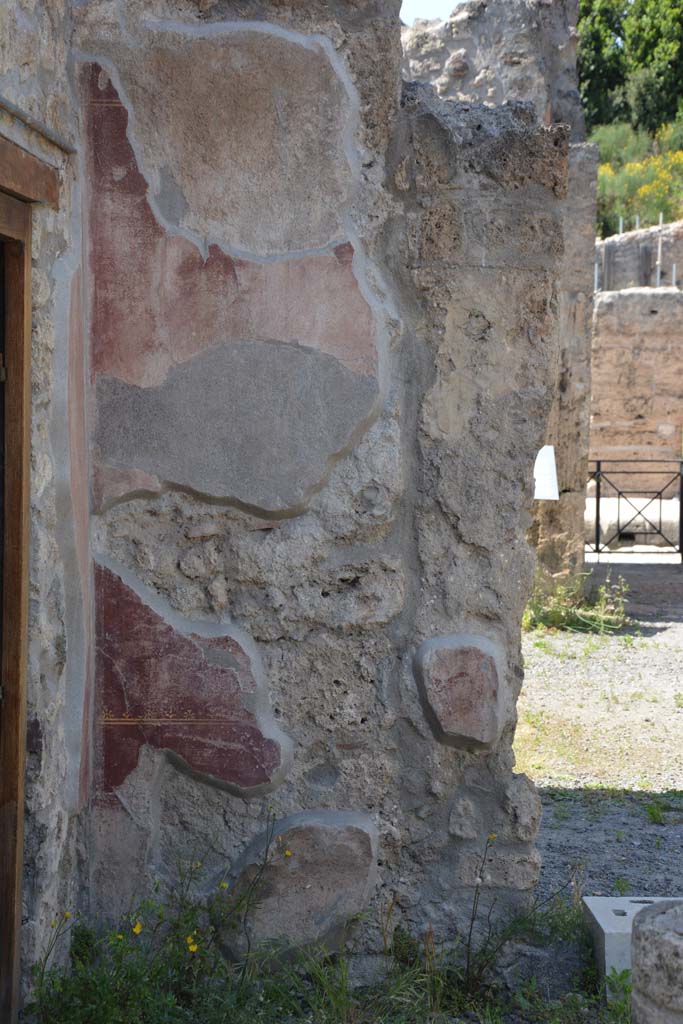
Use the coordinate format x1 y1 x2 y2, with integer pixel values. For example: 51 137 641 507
596 220 683 291
590 288 683 490
403 0 597 575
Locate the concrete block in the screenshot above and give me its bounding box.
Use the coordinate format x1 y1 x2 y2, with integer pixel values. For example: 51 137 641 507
583 896 683 991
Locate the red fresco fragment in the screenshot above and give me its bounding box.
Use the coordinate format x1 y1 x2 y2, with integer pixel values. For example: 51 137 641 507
95 563 281 794
81 63 377 388
425 646 500 747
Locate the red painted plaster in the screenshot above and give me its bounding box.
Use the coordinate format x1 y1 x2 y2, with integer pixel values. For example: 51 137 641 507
94 564 282 794
81 63 377 388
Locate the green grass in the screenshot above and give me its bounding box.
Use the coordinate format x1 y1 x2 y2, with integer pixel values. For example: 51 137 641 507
522 571 630 635
25 858 633 1024
646 800 667 824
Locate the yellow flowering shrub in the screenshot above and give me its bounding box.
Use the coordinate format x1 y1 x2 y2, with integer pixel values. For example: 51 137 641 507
596 141 683 236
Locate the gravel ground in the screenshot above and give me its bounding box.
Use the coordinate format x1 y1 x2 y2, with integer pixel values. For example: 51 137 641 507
516 558 683 901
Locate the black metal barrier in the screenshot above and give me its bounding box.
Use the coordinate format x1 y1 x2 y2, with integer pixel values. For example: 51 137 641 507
588 459 683 560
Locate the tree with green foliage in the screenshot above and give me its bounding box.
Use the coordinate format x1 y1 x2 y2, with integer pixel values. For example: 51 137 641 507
579 0 683 134
623 0 683 133
578 0 628 130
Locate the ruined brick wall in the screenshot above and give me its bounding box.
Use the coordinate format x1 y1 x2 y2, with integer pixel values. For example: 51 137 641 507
7 0 569 976
403 0 596 576
0 0 89 978
596 220 683 291
590 288 683 485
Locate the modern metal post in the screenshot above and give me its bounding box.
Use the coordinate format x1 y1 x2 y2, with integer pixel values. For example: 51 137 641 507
595 460 601 554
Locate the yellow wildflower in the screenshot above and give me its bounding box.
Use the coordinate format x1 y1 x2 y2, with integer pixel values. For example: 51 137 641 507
219 881 229 890
64 911 71 919
488 833 497 841
50 921 57 929
132 921 143 935
186 935 194 944
116 934 123 941
188 943 198 953
284 849 292 858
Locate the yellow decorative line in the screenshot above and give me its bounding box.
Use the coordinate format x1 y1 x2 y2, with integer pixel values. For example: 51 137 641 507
100 718 239 725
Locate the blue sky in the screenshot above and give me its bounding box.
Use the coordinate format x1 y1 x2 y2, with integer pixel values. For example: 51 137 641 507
400 0 459 24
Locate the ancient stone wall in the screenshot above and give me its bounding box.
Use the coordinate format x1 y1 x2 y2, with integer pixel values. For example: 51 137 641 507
4 0 569 978
590 288 683 485
402 0 585 141
403 0 596 576
532 144 597 573
597 220 683 291
0 0 88 978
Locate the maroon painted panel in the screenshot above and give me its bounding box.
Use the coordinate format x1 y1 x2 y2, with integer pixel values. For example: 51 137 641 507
95 564 282 794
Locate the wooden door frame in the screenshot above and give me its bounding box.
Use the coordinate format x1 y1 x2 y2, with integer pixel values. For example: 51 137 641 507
0 137 59 1023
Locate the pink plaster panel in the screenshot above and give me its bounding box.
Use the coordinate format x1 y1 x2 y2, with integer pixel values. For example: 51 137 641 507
94 563 283 795
82 63 377 388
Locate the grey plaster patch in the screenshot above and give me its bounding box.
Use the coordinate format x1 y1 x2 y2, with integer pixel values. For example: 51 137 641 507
95 339 379 513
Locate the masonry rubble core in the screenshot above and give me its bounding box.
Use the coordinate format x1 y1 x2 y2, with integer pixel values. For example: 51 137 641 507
2 0 571 989
403 0 598 576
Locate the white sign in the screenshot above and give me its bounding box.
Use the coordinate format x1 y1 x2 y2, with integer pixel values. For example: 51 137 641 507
534 445 559 501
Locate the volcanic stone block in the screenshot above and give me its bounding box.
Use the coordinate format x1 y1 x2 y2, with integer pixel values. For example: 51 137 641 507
632 901 683 1023
222 811 378 956
414 635 505 750
95 562 288 795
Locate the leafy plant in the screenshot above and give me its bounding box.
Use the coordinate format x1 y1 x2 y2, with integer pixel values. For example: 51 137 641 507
523 570 630 634
25 834 634 1024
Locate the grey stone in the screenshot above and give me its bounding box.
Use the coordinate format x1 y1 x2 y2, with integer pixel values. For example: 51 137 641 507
632 901 683 1021
221 811 378 957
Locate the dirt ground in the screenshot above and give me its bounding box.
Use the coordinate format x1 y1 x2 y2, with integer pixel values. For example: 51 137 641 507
515 557 683 901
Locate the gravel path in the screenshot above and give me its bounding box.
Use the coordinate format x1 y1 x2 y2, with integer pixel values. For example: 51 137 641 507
516 558 683 901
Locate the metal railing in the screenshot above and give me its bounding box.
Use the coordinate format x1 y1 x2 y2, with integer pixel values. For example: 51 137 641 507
588 459 683 560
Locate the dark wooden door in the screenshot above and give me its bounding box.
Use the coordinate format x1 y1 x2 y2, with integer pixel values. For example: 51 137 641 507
0 191 32 1024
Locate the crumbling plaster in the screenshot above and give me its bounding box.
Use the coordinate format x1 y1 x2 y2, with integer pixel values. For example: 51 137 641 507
4 0 571 977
